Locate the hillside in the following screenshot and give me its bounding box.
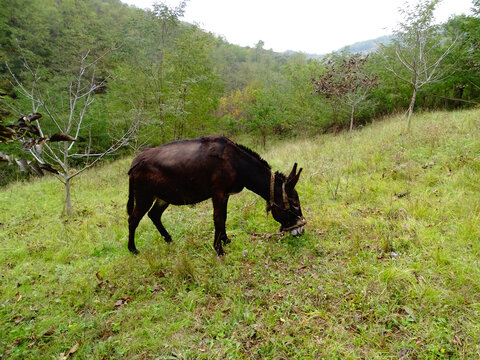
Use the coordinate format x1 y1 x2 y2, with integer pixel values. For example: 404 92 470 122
339 35 393 54
1 109 480 358
285 34 394 59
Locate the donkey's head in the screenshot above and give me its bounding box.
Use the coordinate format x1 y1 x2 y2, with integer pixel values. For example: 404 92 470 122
267 163 306 236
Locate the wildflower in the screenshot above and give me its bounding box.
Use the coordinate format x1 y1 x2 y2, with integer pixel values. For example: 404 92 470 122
391 251 398 257
317 285 323 291
242 250 247 257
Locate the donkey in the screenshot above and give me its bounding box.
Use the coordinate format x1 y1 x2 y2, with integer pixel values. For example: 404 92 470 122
127 135 305 256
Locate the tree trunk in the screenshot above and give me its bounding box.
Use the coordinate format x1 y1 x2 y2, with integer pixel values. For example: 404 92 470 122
407 87 417 132
349 104 355 135
260 128 267 149
64 177 73 216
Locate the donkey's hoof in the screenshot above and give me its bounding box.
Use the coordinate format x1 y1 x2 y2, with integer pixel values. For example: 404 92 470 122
129 247 140 255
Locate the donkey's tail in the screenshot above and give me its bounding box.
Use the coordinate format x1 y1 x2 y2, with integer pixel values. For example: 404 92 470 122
127 159 144 216
127 177 135 216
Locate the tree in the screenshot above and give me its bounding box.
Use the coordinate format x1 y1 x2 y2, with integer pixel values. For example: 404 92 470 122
151 0 188 141
473 0 480 16
167 24 222 140
4 52 136 215
248 87 283 148
105 3 220 145
427 14 480 109
283 53 326 133
382 0 458 131
215 86 255 135
254 40 265 62
313 53 378 134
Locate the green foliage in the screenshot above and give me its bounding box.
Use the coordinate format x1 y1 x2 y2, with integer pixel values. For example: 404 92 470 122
101 5 222 147
2 0 480 190
282 54 328 132
1 109 480 358
247 87 284 148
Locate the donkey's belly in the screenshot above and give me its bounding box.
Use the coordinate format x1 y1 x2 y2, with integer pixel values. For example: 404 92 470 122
155 184 212 205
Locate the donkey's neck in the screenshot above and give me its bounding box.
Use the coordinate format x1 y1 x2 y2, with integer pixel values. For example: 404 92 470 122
240 158 271 202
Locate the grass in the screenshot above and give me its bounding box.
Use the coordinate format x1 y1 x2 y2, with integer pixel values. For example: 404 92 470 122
1 109 480 359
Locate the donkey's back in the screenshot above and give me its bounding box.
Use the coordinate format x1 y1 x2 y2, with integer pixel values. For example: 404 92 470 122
129 136 236 205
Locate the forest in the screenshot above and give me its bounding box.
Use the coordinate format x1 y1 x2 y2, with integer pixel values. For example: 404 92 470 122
1 0 479 186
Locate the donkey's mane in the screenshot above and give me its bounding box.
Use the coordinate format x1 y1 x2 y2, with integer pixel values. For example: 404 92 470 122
275 171 287 182
234 142 271 170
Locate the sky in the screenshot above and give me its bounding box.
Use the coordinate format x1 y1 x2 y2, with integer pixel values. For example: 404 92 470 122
121 0 474 54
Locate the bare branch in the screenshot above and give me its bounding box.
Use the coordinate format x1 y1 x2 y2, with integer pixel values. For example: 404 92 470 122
67 121 137 180
395 46 415 73
382 0 458 129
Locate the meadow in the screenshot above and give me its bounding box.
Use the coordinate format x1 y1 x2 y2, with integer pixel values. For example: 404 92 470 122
1 109 479 359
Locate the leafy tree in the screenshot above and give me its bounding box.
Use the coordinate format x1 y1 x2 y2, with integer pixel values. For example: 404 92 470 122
382 0 458 131
254 40 265 62
420 14 480 109
445 9 480 104
216 86 255 135
248 87 283 148
167 24 222 139
105 3 220 145
283 53 326 133
0 0 129 93
473 0 480 15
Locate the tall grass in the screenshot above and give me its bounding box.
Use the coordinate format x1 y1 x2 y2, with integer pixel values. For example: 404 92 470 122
1 109 479 359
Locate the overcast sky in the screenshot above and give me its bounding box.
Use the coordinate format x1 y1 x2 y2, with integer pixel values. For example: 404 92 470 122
121 0 473 54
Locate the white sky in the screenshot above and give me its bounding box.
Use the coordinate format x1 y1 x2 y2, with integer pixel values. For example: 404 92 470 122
121 0 473 54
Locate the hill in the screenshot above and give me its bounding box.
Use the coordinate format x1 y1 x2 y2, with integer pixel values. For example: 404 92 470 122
339 34 393 54
283 35 393 59
1 110 480 358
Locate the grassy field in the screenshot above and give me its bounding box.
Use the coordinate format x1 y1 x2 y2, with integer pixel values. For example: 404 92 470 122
1 109 479 359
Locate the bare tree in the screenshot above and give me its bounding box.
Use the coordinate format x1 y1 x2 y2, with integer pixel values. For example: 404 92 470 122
382 0 458 131
4 51 137 215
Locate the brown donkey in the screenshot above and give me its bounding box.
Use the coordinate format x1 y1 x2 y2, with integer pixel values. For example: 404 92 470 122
127 135 305 255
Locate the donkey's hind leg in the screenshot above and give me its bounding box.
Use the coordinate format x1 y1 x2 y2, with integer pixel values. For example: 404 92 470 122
148 199 172 243
128 195 155 254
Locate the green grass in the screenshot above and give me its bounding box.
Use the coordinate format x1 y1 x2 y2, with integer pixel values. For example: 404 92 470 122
1 109 480 359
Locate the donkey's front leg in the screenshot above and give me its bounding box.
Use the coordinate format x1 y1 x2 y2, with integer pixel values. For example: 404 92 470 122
212 194 230 256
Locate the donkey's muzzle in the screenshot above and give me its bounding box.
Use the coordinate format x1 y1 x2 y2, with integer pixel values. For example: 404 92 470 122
290 225 306 236
281 217 307 236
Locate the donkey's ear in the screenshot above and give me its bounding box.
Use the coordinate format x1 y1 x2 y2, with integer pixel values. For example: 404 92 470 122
288 163 298 180
287 166 302 189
